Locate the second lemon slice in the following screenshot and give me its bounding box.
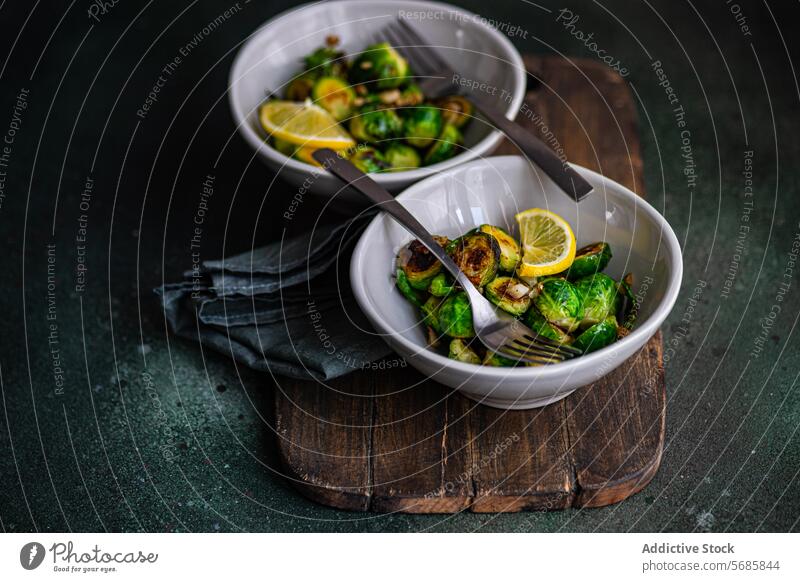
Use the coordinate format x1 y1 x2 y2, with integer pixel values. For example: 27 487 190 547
259 99 355 150
515 208 576 277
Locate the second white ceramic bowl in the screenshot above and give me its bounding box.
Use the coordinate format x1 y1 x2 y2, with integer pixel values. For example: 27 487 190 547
351 156 683 409
228 0 526 197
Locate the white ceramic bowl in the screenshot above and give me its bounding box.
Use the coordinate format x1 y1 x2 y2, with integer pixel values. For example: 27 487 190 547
351 156 683 409
228 0 526 197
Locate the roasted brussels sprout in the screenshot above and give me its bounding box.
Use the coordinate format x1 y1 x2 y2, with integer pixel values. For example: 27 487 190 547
349 42 409 89
438 292 475 338
304 44 347 78
424 124 463 165
435 95 474 128
572 317 618 354
478 225 521 272
616 272 638 330
421 296 445 333
523 307 572 343
448 338 481 364
311 77 355 121
399 83 425 106
565 242 612 280
348 105 403 143
575 273 619 328
285 75 315 101
446 232 500 288
384 143 421 171
397 239 443 290
485 276 532 316
402 106 443 148
428 272 455 297
395 268 425 307
349 146 391 173
483 351 518 367
533 278 583 332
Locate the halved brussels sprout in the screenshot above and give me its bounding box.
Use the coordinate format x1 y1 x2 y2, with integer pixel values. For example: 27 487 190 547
523 307 572 343
311 77 355 121
428 272 455 297
348 105 403 143
448 338 481 364
435 95 474 128
349 42 409 89
438 292 475 338
395 268 425 307
572 317 618 354
483 351 518 367
485 276 532 316
575 273 619 328
565 242 612 280
533 278 583 332
397 239 443 290
424 124 463 165
426 325 443 349
421 295 445 333
399 84 424 106
446 232 500 288
348 146 391 173
285 75 315 101
304 44 347 79
384 143 421 171
271 137 297 157
402 106 443 148
616 272 638 330
478 224 521 271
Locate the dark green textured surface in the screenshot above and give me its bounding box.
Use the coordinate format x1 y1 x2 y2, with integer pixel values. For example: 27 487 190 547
0 0 798 532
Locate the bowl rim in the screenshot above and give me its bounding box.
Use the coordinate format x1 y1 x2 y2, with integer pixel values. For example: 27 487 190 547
228 0 527 183
350 155 684 379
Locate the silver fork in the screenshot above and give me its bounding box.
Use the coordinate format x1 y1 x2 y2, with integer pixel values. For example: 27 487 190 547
312 148 582 365
379 19 593 202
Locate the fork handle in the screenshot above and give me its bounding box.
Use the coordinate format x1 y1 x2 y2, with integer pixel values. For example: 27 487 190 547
312 148 484 302
468 93 593 202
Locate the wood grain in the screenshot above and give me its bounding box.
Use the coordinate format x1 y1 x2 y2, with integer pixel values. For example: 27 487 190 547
274 55 666 513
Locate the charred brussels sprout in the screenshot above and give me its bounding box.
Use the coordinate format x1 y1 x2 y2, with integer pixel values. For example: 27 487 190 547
348 146 391 173
384 143 421 171
575 273 619 328
435 95 474 128
402 106 443 148
348 106 403 143
438 292 475 338
572 317 618 354
424 124 463 165
304 44 347 78
428 272 455 297
478 224 521 272
395 268 426 307
483 351 518 367
446 232 500 288
523 307 572 344
349 42 409 89
533 278 583 332
396 239 443 290
485 276 532 316
285 75 315 101
421 296 445 333
616 272 638 330
311 77 355 121
448 338 481 364
565 242 612 280
399 83 424 106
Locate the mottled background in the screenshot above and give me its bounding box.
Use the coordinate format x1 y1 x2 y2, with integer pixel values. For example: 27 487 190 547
0 0 798 532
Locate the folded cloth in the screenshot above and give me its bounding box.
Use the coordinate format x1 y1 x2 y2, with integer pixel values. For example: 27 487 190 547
157 215 394 381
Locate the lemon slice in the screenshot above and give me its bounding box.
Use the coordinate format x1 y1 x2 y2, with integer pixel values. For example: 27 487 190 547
259 100 355 150
515 208 576 277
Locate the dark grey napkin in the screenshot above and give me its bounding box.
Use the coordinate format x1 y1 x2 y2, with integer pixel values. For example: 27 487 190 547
156 215 393 381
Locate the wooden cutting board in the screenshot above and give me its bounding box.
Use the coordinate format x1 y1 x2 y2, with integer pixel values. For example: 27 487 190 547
273 55 666 513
